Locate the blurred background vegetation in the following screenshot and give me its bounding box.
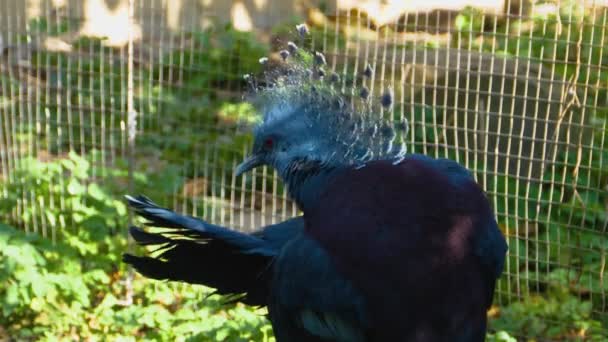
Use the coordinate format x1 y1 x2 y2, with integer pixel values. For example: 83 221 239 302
0 0 607 340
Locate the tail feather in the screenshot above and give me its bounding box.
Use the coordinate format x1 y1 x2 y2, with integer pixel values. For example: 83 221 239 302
122 253 173 279
125 195 275 256
128 226 172 246
123 195 275 306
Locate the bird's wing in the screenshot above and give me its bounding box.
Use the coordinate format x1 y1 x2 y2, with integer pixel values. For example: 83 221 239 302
123 195 300 306
471 212 508 308
125 195 275 255
432 158 508 306
302 157 505 341
252 216 305 250
270 234 369 342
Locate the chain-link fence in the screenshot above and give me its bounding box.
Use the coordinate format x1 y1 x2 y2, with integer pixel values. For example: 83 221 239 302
1 0 606 339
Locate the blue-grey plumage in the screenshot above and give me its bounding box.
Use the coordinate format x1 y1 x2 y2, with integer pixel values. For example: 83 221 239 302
316 68 326 79
234 24 505 340
123 195 295 305
125 23 507 342
329 72 340 84
296 23 309 37
380 87 393 109
287 41 298 54
279 49 290 61
359 86 369 100
314 51 327 66
363 63 373 78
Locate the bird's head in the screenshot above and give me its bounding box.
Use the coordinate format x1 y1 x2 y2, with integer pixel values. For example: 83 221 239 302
235 83 407 182
235 27 408 182
235 86 340 179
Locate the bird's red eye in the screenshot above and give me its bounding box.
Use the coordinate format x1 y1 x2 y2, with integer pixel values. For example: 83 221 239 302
263 138 274 150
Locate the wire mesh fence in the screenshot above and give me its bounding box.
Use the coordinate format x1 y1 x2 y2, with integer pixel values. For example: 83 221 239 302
0 0 606 339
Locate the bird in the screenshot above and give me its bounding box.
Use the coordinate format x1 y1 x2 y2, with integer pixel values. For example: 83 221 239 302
123 24 508 341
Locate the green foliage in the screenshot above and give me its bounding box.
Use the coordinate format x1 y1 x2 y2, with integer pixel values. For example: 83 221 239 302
489 284 607 340
16 18 266 208
453 1 608 101
167 22 268 90
454 6 486 33
0 153 273 341
27 16 73 37
23 20 266 160
0 151 127 245
486 330 518 342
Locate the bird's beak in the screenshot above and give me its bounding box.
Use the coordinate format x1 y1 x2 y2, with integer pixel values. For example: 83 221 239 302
235 154 265 177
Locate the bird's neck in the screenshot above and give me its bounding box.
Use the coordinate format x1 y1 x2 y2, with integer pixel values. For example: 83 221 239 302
280 160 340 211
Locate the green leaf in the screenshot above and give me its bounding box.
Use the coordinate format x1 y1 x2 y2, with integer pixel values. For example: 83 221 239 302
87 183 106 201
67 178 85 196
31 277 51 297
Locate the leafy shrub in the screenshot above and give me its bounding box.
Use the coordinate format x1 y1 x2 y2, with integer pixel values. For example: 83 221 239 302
489 283 606 340
0 153 273 341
